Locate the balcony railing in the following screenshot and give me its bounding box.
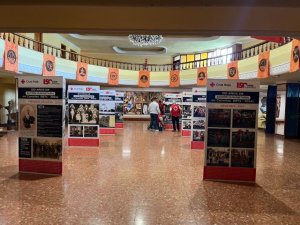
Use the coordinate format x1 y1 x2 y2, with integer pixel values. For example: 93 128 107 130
0 33 292 72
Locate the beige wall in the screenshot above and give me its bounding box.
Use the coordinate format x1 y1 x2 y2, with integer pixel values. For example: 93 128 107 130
0 80 16 124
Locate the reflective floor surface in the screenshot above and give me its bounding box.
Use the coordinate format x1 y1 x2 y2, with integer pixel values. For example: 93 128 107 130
0 121 300 225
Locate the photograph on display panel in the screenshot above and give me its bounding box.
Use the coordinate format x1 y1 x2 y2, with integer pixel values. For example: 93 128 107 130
207 128 230 147
182 105 192 119
115 112 123 123
69 104 99 124
208 109 231 128
115 103 123 113
182 120 191 130
84 126 98 138
100 102 115 114
20 104 36 131
231 129 255 148
69 125 83 137
192 130 205 142
33 138 62 161
99 115 115 128
206 148 230 167
231 149 255 168
232 109 257 129
193 118 205 129
193 106 206 117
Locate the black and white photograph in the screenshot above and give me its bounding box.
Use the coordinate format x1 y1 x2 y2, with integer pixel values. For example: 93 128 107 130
99 101 115 114
115 103 123 113
20 104 36 131
232 129 255 148
231 149 255 168
207 128 230 147
208 109 231 128
116 112 123 123
33 138 62 160
182 120 191 130
99 115 115 128
206 148 230 167
193 106 206 117
193 130 205 141
84 126 98 138
232 109 256 128
69 125 83 137
182 105 192 119
69 103 99 124
193 119 205 129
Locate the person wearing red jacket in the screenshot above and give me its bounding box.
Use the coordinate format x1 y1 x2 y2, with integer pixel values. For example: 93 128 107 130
170 101 182 132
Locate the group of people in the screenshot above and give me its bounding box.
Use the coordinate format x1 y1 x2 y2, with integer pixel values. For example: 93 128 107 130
148 97 182 132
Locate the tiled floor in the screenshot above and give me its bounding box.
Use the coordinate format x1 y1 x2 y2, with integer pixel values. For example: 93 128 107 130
0 121 300 225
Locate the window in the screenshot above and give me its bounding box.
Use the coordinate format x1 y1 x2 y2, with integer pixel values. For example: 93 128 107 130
61 44 66 59
180 55 187 70
70 49 77 61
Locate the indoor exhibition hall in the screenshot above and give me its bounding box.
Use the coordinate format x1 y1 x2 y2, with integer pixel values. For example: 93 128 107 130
0 1 300 225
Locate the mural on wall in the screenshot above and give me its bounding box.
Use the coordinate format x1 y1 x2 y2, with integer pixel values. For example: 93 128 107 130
123 92 164 115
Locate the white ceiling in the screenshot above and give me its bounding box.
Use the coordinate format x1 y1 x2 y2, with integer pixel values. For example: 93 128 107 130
60 34 253 56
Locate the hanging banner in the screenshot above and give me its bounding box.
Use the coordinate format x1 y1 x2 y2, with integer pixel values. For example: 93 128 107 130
257 51 270 78
18 76 65 174
115 92 125 128
290 39 300 73
204 79 259 182
68 85 100 147
227 61 239 80
163 93 182 130
138 70 150 88
76 62 88 82
251 36 285 43
108 68 119 85
197 67 207 86
42 54 56 76
99 90 116 135
181 92 193 137
191 88 206 150
169 70 180 87
4 41 18 73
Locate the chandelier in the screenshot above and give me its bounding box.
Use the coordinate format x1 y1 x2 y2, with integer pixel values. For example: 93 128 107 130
128 34 163 47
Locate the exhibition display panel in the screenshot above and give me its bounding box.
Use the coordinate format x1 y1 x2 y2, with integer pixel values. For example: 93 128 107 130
191 88 206 149
164 93 182 130
204 79 259 182
115 92 125 129
68 85 100 147
18 76 65 174
181 92 192 137
99 90 116 135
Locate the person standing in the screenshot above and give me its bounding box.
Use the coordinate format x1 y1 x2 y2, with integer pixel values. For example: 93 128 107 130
148 97 161 131
170 100 181 132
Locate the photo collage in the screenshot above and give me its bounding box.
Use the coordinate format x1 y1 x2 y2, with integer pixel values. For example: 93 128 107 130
181 92 192 131
99 91 116 128
69 125 99 138
192 105 206 142
206 108 257 168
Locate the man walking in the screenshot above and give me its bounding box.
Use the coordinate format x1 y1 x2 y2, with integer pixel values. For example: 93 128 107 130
148 97 161 131
170 100 181 132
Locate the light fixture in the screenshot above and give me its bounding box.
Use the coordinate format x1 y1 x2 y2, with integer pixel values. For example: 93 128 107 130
128 34 163 47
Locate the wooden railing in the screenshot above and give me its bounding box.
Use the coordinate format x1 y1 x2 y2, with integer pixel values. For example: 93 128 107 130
0 33 292 72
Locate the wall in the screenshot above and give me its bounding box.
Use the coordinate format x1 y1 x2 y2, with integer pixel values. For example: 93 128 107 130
0 79 16 125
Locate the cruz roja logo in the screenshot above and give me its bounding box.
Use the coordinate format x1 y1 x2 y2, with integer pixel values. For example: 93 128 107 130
140 75 148 83
198 72 206 80
293 46 299 63
79 67 86 77
7 50 16 64
45 60 54 72
209 82 216 88
228 67 237 77
259 59 267 72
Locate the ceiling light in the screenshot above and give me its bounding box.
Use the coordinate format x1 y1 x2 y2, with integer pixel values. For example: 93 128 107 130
128 34 163 47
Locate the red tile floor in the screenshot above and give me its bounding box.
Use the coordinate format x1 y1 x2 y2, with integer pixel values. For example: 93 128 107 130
0 121 300 225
